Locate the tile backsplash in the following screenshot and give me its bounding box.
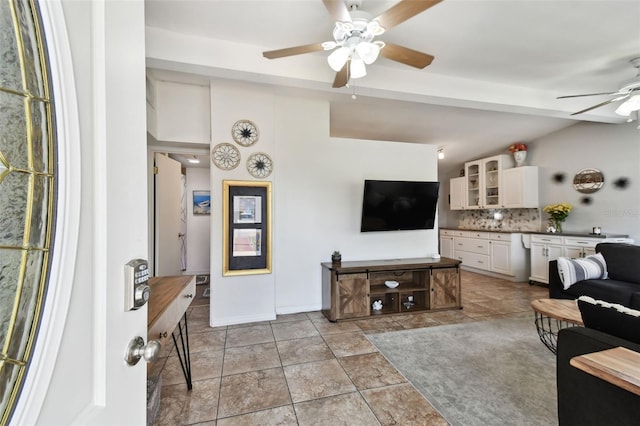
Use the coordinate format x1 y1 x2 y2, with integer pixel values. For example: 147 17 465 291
457 208 541 232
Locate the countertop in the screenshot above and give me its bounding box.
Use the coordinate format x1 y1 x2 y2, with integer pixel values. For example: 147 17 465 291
440 227 629 239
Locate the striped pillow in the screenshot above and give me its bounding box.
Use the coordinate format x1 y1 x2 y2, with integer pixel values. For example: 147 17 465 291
557 253 608 290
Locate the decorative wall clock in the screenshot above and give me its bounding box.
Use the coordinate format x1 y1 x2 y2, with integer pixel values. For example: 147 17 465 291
231 119 259 147
246 152 273 178
573 168 604 194
211 143 241 170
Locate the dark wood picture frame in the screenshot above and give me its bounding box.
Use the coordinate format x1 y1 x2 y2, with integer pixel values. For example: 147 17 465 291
222 180 272 276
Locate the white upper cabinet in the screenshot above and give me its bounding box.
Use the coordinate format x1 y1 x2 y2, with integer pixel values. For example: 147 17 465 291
148 79 211 144
464 154 511 209
501 166 539 208
450 176 466 210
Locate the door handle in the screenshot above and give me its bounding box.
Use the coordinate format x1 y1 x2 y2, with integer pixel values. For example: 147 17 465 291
125 336 161 366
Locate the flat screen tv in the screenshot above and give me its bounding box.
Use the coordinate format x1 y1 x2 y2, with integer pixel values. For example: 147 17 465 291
360 180 440 232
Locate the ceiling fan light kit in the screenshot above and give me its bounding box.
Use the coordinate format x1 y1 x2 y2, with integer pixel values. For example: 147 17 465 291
559 57 640 119
262 0 442 88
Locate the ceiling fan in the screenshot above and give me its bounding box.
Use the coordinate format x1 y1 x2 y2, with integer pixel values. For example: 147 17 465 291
262 0 443 88
558 57 640 117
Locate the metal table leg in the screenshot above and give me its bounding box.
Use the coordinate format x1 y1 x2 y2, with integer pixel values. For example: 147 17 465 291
171 312 192 390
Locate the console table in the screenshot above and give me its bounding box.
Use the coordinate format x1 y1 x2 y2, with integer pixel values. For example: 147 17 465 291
321 257 462 322
148 275 196 389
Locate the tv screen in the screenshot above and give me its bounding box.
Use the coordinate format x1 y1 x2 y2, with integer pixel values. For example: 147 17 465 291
360 180 440 232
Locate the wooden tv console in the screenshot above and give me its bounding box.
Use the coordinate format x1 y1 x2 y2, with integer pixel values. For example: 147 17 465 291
321 257 462 322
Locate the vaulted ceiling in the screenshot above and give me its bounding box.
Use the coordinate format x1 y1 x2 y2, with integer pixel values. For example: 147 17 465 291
145 0 640 172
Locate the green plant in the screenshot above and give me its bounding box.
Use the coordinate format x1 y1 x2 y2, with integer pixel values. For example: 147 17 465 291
332 250 341 256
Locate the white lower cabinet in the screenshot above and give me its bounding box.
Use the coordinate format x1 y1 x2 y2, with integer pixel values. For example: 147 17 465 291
529 236 564 284
490 241 511 275
440 235 454 258
441 230 528 281
528 234 632 284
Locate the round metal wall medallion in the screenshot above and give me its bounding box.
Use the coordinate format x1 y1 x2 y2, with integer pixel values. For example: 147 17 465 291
573 168 604 194
211 143 241 170
246 152 273 178
231 119 259 147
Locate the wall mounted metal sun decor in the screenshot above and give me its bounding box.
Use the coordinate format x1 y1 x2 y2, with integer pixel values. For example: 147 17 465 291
247 152 273 178
211 143 241 170
231 119 259 147
573 168 604 194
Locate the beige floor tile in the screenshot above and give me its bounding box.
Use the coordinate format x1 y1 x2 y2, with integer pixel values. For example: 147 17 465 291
338 352 406 390
189 329 227 354
271 320 319 341
162 349 224 386
225 324 274 348
184 378 221 425
217 405 297 426
275 335 334 366
217 368 291 418
155 383 189 426
222 342 281 376
354 316 405 334
311 318 361 335
393 312 441 329
304 311 326 321
283 359 355 403
362 383 448 426
323 331 378 357
271 312 310 323
294 392 380 426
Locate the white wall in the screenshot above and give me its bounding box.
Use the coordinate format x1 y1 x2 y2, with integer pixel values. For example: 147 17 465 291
186 167 211 274
209 81 439 325
527 121 640 242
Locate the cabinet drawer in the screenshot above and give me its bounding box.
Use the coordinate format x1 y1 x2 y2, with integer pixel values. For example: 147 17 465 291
468 231 490 239
531 234 563 245
563 237 598 248
488 232 512 241
455 252 490 271
454 237 490 255
440 229 458 236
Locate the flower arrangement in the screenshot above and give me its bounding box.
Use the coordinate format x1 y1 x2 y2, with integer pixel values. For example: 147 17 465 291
508 143 527 153
543 203 572 233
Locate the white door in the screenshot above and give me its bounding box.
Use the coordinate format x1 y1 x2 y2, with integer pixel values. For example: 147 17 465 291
13 2 149 425
155 153 184 276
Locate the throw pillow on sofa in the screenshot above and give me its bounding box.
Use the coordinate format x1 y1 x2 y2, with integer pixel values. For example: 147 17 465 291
557 253 608 290
577 296 640 344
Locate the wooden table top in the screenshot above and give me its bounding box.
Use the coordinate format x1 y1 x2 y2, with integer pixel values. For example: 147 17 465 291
148 275 194 328
531 298 583 325
570 346 640 396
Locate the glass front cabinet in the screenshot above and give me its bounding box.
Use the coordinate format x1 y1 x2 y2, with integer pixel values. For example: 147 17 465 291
463 155 511 209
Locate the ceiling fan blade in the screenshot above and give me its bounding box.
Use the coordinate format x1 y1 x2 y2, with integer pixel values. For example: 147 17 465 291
322 0 352 23
570 94 630 116
557 91 620 99
375 0 443 31
332 61 349 88
263 43 325 59
380 43 434 69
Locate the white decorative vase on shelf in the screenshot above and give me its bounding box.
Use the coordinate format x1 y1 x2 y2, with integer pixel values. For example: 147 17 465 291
513 151 527 167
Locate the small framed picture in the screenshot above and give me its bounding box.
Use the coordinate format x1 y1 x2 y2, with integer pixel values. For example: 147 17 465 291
193 190 211 215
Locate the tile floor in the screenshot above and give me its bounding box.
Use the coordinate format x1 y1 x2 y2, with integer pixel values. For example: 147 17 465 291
150 271 548 425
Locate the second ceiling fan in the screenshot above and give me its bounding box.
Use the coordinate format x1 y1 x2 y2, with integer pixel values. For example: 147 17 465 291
263 0 443 88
